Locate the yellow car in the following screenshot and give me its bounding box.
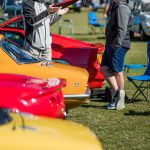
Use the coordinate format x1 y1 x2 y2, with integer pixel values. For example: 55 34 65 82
0 34 90 109
0 109 103 150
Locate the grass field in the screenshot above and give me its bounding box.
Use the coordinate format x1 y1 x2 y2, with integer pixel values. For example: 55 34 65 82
0 8 149 150
51 9 150 150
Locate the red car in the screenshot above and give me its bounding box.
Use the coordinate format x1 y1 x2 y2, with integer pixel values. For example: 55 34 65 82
0 16 105 89
0 73 66 119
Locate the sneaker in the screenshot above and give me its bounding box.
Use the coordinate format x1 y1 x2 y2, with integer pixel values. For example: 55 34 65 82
104 90 125 110
104 100 118 110
116 90 125 110
103 90 119 110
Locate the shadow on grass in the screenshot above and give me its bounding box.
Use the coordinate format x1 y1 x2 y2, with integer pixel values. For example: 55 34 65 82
131 37 150 42
81 104 101 108
74 37 99 42
125 98 144 103
124 110 150 116
73 33 99 36
97 36 106 40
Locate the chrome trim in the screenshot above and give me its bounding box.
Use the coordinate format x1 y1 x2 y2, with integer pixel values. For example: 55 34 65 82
64 87 91 100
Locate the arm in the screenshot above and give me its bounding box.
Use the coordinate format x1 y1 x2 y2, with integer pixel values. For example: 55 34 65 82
104 3 110 18
111 5 130 50
50 7 69 26
49 12 61 26
23 2 59 27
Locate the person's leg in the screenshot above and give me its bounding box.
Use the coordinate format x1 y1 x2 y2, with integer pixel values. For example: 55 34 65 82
114 71 124 90
101 46 128 110
101 66 118 95
112 46 128 91
101 44 119 98
110 47 128 110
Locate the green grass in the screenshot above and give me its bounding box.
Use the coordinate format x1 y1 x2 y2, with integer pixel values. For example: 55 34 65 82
52 10 150 150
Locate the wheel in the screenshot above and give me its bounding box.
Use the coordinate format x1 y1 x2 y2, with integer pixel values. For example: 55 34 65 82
104 86 113 102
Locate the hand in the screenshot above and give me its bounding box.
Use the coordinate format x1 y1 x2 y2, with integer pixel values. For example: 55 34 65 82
103 13 107 18
57 7 69 15
47 5 59 14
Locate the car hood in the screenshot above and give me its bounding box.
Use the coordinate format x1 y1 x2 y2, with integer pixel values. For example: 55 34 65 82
0 111 103 150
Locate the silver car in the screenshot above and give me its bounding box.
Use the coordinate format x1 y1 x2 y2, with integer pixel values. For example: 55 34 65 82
131 0 150 40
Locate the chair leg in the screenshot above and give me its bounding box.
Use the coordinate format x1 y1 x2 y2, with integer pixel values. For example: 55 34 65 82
88 25 96 34
132 82 147 99
147 82 150 102
130 81 148 101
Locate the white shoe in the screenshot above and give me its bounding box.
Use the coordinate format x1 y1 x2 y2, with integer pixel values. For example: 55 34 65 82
116 90 125 110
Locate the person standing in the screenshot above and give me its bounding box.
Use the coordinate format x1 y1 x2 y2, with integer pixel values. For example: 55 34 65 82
101 0 132 110
23 0 69 61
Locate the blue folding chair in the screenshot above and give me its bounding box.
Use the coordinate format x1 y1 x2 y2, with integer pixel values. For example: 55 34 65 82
125 41 150 101
88 11 106 33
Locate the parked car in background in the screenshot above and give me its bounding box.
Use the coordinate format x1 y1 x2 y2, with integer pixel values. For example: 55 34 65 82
131 0 150 40
0 73 66 119
0 34 90 110
0 16 105 90
0 109 103 150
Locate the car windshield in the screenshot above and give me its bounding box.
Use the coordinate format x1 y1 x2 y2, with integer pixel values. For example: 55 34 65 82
142 3 150 12
1 39 40 64
0 31 24 47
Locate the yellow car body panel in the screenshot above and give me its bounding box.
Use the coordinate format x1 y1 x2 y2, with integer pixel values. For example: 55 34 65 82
0 112 103 150
0 35 90 109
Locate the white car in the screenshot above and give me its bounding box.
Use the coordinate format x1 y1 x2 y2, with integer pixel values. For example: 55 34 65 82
131 0 150 40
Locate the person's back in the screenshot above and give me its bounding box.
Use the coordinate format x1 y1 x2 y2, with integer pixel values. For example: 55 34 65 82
105 0 132 50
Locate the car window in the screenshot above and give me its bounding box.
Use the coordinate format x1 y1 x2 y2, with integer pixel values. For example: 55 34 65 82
0 31 24 47
1 39 40 64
